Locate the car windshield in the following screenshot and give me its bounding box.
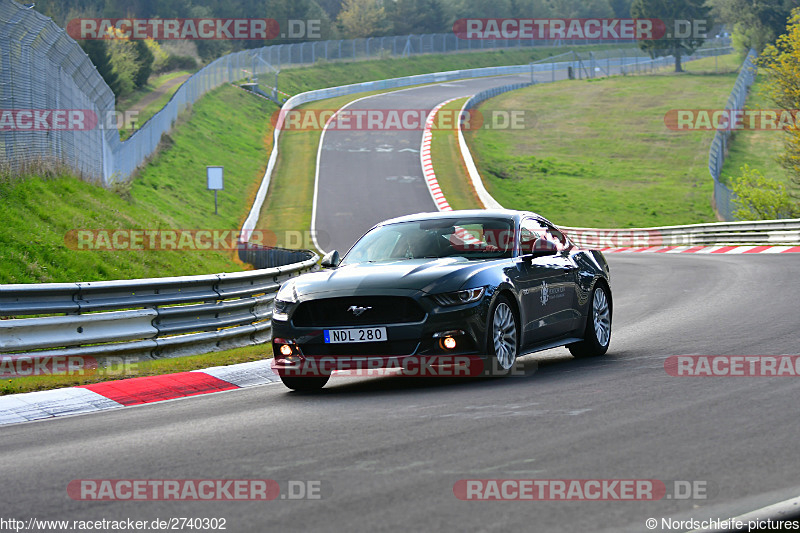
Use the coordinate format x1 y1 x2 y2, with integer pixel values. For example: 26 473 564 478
340 217 515 265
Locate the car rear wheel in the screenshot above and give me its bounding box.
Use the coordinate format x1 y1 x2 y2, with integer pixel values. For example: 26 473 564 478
485 295 519 376
279 375 330 391
568 283 611 358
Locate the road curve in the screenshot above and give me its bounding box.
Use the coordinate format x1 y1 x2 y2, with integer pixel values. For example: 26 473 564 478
311 58 659 254
312 73 530 253
2 253 799 532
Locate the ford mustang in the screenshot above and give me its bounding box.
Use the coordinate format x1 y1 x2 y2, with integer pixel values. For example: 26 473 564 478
271 210 612 390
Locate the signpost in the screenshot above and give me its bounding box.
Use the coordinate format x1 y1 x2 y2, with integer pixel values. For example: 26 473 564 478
207 166 224 215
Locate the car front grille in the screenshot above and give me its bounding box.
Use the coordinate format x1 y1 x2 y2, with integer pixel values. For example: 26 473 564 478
299 340 420 357
291 296 425 327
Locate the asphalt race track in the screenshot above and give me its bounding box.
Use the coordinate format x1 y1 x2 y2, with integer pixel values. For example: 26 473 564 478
313 62 659 254
4 66 800 532
313 73 528 253
2 253 799 532
0 254 800 532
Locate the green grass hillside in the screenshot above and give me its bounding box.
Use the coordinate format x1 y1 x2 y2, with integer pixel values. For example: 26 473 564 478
3 45 634 284
465 54 743 227
0 84 277 284
720 76 795 190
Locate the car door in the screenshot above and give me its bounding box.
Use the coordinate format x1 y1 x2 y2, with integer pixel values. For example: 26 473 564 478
541 221 581 334
514 218 575 345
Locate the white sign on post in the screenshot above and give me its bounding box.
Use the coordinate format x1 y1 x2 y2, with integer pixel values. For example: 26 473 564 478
207 166 224 190
207 166 223 214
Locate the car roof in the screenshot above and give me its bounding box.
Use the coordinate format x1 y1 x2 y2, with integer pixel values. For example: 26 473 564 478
376 209 552 227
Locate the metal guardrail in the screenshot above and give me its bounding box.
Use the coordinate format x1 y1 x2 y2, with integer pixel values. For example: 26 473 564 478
241 46 731 244
449 49 800 249
1 0 732 185
0 252 317 361
238 244 315 269
564 219 800 248
240 62 540 244
457 48 727 211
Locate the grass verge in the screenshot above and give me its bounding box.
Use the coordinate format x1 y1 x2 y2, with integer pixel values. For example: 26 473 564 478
0 84 278 283
719 76 796 192
429 97 483 210
0 44 694 394
118 70 195 141
463 54 743 227
273 44 638 97
0 344 272 395
255 86 457 248
116 70 195 112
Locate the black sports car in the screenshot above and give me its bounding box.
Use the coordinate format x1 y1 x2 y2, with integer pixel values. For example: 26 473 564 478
271 210 612 390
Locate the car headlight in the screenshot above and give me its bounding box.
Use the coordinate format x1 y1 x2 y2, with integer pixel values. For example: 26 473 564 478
432 287 485 306
273 281 299 321
275 280 298 303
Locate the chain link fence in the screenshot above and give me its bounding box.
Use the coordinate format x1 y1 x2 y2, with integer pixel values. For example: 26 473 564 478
2 0 733 189
708 49 758 221
0 0 114 179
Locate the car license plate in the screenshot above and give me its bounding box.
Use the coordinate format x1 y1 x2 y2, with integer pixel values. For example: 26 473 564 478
324 327 387 343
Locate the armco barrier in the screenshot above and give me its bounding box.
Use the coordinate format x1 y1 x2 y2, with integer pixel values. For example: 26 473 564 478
456 47 751 222
240 47 728 245
237 243 317 269
564 219 800 248
0 252 317 362
447 60 800 249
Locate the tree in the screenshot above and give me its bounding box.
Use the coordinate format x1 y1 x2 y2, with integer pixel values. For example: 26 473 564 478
106 27 142 96
630 0 712 72
133 40 154 88
608 0 633 17
731 165 799 219
145 39 170 74
709 0 795 54
80 39 122 96
558 0 614 18
387 0 447 35
336 0 390 38
760 7 800 192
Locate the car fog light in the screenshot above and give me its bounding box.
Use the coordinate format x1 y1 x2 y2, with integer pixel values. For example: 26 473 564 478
280 344 293 356
442 337 457 350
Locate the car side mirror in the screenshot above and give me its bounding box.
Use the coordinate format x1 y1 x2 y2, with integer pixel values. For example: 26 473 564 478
522 238 558 260
320 250 340 268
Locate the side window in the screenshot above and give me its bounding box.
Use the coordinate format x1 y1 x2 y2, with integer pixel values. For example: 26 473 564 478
518 218 546 254
542 223 572 252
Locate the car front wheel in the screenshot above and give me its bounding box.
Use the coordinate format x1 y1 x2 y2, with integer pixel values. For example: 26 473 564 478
485 295 519 375
568 283 611 358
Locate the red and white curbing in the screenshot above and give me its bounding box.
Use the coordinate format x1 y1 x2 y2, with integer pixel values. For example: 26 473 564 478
424 99 800 255
596 245 800 254
565 228 800 254
420 98 462 212
0 360 281 426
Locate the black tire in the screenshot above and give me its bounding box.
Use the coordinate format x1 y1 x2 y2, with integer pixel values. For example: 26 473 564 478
568 283 611 358
279 375 330 391
484 295 520 376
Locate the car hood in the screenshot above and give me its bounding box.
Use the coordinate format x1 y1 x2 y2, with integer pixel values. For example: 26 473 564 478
290 257 493 298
